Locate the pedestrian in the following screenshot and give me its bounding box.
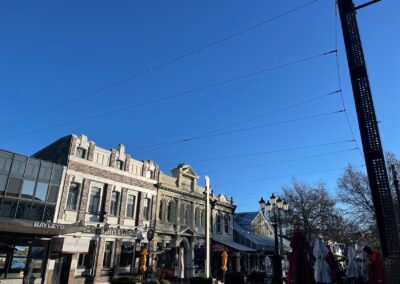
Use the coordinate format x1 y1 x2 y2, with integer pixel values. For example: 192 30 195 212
363 246 385 284
23 258 33 284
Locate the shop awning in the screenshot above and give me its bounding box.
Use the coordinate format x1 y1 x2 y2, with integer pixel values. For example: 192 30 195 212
212 238 256 253
0 218 85 236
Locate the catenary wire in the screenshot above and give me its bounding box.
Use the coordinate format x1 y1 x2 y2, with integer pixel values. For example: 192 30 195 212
207 148 358 173
0 50 335 142
212 164 366 187
0 0 318 129
334 2 363 158
135 109 345 153
179 139 355 164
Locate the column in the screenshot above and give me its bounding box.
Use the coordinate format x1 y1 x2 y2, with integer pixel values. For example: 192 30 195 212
78 178 91 221
94 238 106 282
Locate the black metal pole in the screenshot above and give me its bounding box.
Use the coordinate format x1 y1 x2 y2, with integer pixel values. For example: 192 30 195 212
337 0 400 281
272 215 282 284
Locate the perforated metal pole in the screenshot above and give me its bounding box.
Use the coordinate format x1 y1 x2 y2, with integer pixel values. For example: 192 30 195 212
337 0 400 281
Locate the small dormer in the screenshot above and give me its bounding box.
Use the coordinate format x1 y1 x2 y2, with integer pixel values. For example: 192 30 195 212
171 164 199 191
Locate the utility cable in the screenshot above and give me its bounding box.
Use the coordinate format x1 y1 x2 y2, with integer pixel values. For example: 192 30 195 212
135 109 344 153
334 3 363 158
207 147 358 173
213 164 366 186
0 50 335 142
0 0 318 129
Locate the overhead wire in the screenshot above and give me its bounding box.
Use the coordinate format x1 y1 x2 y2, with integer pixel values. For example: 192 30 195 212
0 0 318 129
334 2 363 158
135 109 345 154
206 147 358 173
0 49 336 142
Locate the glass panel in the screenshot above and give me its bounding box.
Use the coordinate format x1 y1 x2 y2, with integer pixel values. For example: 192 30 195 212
25 159 40 180
103 241 113 268
47 185 59 203
11 257 26 269
0 174 7 192
21 180 36 199
120 243 133 267
15 200 32 220
31 258 43 277
43 205 55 222
29 247 45 258
66 183 80 210
5 177 22 197
10 155 27 178
34 182 48 201
38 162 52 182
88 188 100 213
29 203 45 221
0 254 6 269
14 246 29 257
51 165 63 185
0 150 13 174
0 198 18 218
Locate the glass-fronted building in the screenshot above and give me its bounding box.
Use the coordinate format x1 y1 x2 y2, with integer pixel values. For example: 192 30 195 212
0 149 68 283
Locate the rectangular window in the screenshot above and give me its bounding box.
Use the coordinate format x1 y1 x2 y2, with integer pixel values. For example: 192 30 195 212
76 147 87 159
103 241 113 268
6 176 23 197
78 240 96 269
126 194 136 219
0 151 13 175
143 198 151 220
66 182 80 210
21 180 36 199
109 191 120 216
0 174 7 192
88 187 101 213
10 155 27 178
119 242 133 267
25 159 40 180
34 182 48 202
116 160 124 170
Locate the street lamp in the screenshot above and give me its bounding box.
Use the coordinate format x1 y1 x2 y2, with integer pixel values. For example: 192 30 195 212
259 195 289 284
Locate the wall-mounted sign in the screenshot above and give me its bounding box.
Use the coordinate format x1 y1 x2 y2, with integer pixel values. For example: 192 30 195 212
52 237 90 254
33 222 65 230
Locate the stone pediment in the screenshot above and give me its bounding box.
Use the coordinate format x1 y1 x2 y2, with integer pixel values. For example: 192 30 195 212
178 226 198 236
172 164 199 179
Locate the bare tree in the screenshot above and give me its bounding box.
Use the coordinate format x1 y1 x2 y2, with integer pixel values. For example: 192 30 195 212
282 181 338 241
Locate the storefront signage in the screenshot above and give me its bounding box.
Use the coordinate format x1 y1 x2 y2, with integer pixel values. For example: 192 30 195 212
52 237 90 254
33 222 65 230
83 225 142 238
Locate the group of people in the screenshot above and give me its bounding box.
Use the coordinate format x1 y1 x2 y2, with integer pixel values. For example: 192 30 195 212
266 231 385 284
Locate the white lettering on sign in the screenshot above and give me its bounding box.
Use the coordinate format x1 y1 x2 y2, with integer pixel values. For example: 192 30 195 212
33 222 65 230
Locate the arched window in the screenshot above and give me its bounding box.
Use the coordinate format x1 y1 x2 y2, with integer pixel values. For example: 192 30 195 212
216 213 222 233
158 199 164 220
180 204 185 225
195 207 200 226
167 200 176 223
201 209 205 227
224 214 230 233
185 204 191 225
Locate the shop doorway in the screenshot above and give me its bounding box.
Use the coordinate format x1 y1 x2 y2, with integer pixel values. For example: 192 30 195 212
53 254 71 284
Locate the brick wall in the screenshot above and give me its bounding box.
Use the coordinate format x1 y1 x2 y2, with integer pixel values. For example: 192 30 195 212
87 141 96 161
58 174 71 219
78 178 91 221
70 136 78 156
103 183 112 223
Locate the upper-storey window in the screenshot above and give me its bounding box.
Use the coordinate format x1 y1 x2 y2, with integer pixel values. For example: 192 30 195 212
116 160 124 171
126 194 136 219
88 187 101 213
224 214 230 233
216 213 222 233
143 198 151 221
76 147 87 159
109 191 120 216
66 182 80 211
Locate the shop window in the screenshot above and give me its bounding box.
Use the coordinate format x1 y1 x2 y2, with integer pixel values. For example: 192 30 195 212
66 182 80 210
38 162 52 182
50 165 63 185
6 177 23 197
0 150 13 174
25 159 40 180
16 200 32 220
126 195 136 219
34 182 48 202
109 191 120 216
143 198 151 220
78 240 96 269
103 241 114 268
46 185 59 203
10 155 27 178
0 174 7 192
29 203 45 221
119 242 133 267
76 147 87 159
21 180 36 199
88 187 101 213
43 205 55 222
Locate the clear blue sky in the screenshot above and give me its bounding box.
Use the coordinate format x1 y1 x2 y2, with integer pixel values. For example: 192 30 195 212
0 0 399 212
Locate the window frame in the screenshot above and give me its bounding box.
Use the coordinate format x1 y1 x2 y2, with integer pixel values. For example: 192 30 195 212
76 147 87 159
125 194 136 219
87 187 101 214
109 191 120 216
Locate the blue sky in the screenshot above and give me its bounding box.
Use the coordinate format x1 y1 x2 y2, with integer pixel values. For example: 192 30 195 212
0 0 399 212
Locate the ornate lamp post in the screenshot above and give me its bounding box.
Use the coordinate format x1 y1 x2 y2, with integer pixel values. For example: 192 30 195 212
259 194 289 284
